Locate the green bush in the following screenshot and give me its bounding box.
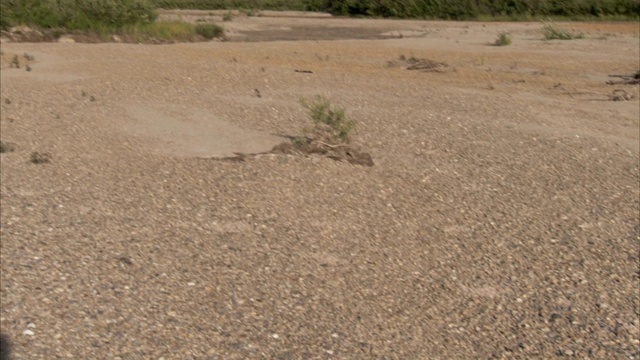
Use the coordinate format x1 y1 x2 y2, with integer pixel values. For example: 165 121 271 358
494 32 512 45
195 23 224 38
301 95 356 143
2 0 157 30
542 21 584 39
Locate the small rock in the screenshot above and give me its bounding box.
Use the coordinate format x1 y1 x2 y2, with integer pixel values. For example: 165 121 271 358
23 329 34 336
58 37 75 43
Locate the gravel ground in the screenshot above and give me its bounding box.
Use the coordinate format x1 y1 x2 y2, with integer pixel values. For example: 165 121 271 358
1 17 639 359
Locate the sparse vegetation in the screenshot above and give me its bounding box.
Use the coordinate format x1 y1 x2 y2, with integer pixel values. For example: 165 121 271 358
301 95 356 144
542 22 585 40
2 0 157 30
195 23 224 39
1 0 224 42
152 0 639 20
117 20 223 42
222 11 234 21
493 32 512 46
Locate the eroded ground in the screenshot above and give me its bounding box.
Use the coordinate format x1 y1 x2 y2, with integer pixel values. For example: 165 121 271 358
1 15 639 359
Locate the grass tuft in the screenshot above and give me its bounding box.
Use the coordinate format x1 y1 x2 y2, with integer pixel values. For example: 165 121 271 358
195 23 224 39
117 21 224 42
493 32 512 46
301 95 356 144
124 21 196 41
542 22 585 40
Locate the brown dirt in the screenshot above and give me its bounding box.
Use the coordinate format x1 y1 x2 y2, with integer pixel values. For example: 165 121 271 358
215 141 374 167
1 13 639 359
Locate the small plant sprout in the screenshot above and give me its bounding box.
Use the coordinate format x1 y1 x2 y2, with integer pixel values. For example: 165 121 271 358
301 95 356 144
494 32 512 46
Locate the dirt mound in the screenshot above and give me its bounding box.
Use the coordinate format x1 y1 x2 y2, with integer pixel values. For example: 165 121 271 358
387 55 451 72
274 141 374 166
216 140 374 166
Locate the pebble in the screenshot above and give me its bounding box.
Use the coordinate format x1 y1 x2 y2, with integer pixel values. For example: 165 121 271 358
23 329 35 336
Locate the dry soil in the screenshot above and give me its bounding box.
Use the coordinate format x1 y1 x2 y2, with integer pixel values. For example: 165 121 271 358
0 13 639 359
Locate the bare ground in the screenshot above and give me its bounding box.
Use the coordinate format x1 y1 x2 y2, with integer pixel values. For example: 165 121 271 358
1 14 639 359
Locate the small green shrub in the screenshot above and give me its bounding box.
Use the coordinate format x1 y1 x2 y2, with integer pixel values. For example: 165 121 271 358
301 95 356 143
195 23 224 39
542 22 584 40
222 11 233 21
493 32 512 46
